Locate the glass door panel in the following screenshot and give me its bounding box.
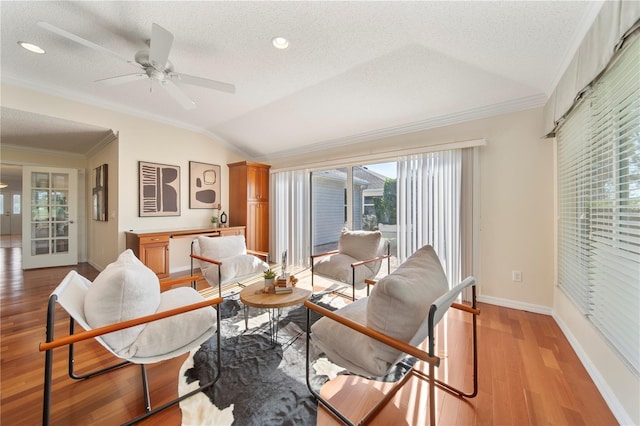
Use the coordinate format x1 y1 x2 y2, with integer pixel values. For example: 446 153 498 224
311 168 347 254
22 166 77 269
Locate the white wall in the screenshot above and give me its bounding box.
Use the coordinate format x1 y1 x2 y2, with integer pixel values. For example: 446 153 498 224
87 138 119 270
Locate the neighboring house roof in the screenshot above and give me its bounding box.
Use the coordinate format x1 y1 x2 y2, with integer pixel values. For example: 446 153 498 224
314 168 369 187
354 166 387 190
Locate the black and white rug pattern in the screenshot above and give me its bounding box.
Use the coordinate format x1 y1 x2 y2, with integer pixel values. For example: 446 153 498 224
178 291 349 426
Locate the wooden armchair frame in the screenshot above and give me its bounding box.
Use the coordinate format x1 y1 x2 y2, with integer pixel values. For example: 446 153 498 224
305 278 479 426
40 275 223 426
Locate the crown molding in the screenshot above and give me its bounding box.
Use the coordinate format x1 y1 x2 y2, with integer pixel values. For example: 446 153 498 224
2 143 87 159
85 130 118 158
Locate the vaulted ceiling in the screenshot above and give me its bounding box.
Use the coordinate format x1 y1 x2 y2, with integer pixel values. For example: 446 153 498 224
1 1 601 161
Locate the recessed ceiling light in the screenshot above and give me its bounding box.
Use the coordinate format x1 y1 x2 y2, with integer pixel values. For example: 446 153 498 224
18 41 46 54
272 37 289 50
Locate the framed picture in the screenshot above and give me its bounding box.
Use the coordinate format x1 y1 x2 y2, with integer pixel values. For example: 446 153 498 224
139 161 180 217
92 164 108 221
189 161 221 209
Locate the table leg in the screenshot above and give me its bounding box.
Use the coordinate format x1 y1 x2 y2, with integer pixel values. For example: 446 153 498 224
267 308 282 346
244 305 249 330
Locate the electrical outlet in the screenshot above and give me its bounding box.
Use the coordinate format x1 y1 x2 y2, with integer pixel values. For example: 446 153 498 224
512 270 522 282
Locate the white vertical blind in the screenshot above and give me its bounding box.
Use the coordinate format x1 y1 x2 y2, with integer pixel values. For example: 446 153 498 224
397 149 462 287
556 35 640 376
271 169 311 268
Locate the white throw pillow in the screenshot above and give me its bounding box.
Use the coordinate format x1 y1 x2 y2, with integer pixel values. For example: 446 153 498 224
338 230 381 264
84 249 161 353
126 287 217 358
366 245 448 367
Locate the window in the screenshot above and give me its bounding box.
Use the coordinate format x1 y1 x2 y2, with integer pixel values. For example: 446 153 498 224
557 35 640 376
13 194 21 214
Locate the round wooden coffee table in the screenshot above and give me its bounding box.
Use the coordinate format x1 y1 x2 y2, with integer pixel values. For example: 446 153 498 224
239 281 312 345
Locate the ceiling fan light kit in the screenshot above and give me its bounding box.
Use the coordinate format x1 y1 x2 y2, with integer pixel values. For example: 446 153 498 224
18 41 45 54
37 21 235 109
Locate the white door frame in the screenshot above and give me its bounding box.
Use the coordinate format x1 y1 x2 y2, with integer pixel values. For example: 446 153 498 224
22 166 78 269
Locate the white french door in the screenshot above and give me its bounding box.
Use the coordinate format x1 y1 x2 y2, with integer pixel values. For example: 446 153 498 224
22 166 78 269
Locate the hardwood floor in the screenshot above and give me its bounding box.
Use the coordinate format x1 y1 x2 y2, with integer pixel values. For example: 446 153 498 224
0 246 617 425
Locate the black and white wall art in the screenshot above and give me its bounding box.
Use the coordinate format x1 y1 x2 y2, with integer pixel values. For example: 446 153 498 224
139 161 181 217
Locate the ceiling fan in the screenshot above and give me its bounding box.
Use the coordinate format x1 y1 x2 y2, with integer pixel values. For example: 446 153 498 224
37 21 235 110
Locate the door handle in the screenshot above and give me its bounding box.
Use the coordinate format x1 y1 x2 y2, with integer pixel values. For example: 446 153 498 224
69 220 75 224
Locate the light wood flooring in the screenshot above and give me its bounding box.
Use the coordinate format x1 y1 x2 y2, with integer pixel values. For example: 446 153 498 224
0 246 617 425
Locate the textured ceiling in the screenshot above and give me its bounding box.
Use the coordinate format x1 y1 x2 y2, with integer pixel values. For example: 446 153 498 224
1 1 601 160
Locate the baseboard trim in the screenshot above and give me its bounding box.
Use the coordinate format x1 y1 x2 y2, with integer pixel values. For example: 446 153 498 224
476 295 553 315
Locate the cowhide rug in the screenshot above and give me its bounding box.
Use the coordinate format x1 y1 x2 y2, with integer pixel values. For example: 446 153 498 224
178 292 348 426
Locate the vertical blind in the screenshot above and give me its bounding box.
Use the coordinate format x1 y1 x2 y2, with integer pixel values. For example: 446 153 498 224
397 149 462 288
556 35 640 376
271 170 311 268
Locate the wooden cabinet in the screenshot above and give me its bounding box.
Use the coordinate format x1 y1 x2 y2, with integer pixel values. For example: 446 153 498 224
248 165 269 201
228 161 270 253
126 233 170 278
125 226 245 279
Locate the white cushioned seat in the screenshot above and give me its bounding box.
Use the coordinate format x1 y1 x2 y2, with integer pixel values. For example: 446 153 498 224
43 250 223 425
313 230 386 290
311 245 448 377
193 235 269 287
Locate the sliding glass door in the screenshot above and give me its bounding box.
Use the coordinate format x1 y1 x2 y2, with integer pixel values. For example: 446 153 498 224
310 162 397 256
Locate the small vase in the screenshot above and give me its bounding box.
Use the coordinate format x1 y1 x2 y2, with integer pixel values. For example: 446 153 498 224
264 278 274 289
211 222 219 228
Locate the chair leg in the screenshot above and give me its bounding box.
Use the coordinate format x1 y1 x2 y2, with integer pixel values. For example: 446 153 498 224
305 308 355 425
42 295 56 426
352 268 356 301
122 308 224 426
141 365 151 412
43 347 54 426
421 287 479 399
430 308 478 398
67 318 131 380
429 362 436 426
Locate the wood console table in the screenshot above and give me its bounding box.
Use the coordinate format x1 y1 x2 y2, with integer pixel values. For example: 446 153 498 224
125 226 246 279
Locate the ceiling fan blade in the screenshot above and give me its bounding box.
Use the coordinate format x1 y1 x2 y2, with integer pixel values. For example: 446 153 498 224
149 23 174 71
169 72 236 94
95 73 148 86
37 21 138 67
161 79 196 110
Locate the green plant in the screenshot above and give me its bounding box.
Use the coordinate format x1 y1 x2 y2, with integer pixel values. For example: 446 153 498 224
373 178 397 224
211 215 219 223
263 268 276 279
